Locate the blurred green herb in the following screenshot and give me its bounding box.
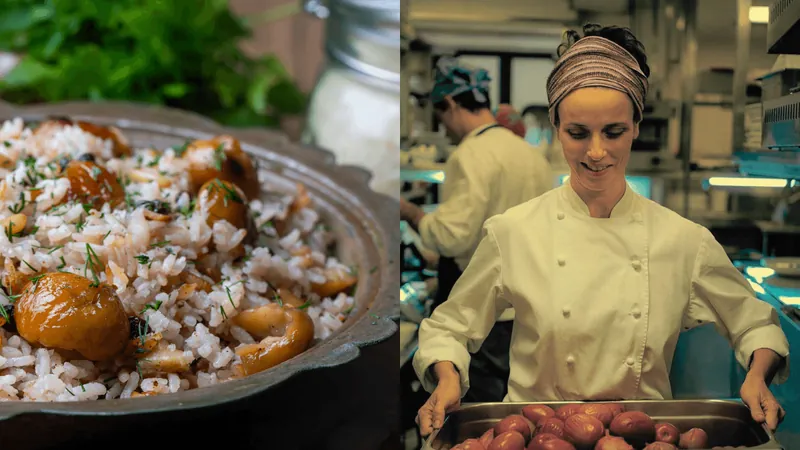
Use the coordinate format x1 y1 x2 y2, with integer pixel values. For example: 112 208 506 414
0 1 306 127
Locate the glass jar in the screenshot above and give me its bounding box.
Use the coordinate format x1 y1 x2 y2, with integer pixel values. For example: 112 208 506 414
302 0 401 199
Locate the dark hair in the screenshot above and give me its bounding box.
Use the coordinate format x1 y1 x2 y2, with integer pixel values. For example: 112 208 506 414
432 69 491 113
433 91 491 113
558 23 650 78
553 24 649 125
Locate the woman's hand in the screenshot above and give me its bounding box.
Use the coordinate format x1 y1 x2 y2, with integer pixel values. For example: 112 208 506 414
416 362 462 437
740 373 785 432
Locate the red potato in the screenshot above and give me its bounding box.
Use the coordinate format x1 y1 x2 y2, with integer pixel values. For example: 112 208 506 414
578 404 615 427
604 404 626 417
528 433 561 450
609 411 655 446
461 438 487 450
654 423 680 445
644 443 678 450
489 431 527 450
563 414 605 449
556 404 583 421
524 405 556 424
480 429 496 447
593 433 634 450
678 428 708 449
495 415 533 442
533 439 577 450
536 418 566 438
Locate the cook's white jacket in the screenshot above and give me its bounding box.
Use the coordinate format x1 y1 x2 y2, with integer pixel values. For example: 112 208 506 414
414 183 790 401
418 123 553 273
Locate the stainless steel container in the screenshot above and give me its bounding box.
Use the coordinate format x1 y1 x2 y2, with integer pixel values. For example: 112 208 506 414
424 400 783 450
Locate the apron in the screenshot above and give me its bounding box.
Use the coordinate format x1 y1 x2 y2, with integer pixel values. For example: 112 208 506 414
431 123 512 403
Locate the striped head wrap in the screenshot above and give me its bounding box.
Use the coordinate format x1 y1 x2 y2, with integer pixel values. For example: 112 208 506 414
546 36 648 126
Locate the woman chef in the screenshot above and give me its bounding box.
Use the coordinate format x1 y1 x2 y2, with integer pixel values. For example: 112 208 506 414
413 24 790 437
401 58 553 403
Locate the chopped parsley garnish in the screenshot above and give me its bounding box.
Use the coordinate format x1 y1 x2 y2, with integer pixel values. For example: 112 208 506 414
273 292 283 307
65 386 75 396
0 304 10 324
219 305 228 320
212 143 226 171
80 383 86 392
81 203 92 214
56 256 66 270
150 240 171 248
21 260 36 272
83 243 101 287
178 199 195 219
5 220 22 242
47 245 64 254
8 192 26 214
27 225 39 236
211 179 243 206
102 230 112 241
75 216 86 232
137 316 150 349
171 140 191 156
90 166 102 180
297 300 311 310
134 255 150 265
141 300 162 314
147 155 161 168
2 141 10 147
224 286 236 309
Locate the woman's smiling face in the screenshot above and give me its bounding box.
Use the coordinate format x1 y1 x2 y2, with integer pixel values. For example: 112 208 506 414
556 87 639 194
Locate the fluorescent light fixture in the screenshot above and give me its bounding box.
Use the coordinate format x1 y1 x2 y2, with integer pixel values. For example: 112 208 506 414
707 177 788 188
779 296 800 305
748 279 767 294
745 266 776 283
749 6 769 24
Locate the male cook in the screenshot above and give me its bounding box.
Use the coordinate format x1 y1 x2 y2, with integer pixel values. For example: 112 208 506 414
400 57 553 403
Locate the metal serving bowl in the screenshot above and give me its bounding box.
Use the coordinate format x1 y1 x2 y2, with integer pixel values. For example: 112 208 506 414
0 101 399 419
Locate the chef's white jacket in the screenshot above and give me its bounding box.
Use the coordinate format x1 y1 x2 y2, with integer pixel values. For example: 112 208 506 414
417 123 553 273
414 183 790 401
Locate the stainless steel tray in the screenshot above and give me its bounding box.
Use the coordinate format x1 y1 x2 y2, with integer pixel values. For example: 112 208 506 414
424 400 782 449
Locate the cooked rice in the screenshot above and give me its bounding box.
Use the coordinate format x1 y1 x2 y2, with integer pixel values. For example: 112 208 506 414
0 118 358 401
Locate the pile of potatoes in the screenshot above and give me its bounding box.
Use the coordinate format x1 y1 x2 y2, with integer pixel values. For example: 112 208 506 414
448 403 741 450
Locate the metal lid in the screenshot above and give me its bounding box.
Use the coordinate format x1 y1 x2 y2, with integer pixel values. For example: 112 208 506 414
306 0 400 84
304 0 400 22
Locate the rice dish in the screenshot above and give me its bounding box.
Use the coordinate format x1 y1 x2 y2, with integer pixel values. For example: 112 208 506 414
0 117 358 401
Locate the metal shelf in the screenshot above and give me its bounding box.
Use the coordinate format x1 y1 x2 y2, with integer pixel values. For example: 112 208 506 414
734 150 800 179
768 0 800 54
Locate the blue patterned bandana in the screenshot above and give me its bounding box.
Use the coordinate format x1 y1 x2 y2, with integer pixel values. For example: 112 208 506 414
430 57 491 105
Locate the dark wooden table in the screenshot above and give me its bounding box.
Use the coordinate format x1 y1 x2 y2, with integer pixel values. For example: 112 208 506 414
0 330 400 450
